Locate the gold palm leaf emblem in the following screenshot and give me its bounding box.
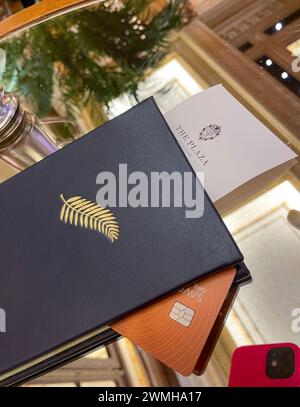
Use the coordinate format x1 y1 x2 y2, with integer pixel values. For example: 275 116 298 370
59 194 119 243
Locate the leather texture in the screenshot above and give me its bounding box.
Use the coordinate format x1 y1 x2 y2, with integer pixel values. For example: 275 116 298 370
1 264 250 386
0 98 244 380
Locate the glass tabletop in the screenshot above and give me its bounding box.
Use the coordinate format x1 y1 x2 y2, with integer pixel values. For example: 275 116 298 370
1 0 300 388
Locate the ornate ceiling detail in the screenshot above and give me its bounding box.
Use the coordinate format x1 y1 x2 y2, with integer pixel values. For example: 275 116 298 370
212 0 287 42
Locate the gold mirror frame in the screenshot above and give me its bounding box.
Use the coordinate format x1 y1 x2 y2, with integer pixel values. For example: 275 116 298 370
0 0 103 40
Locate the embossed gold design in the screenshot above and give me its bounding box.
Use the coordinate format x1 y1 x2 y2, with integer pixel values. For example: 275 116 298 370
59 194 119 242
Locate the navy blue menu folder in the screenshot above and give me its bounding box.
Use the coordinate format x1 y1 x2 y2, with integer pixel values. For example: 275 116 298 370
0 98 250 385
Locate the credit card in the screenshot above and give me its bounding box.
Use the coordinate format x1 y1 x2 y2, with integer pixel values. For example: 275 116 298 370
111 267 236 376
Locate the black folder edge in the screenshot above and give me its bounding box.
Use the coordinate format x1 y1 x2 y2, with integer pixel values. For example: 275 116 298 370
0 98 251 386
0 263 251 387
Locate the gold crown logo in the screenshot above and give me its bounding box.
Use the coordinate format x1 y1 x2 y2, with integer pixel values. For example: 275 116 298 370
199 124 222 141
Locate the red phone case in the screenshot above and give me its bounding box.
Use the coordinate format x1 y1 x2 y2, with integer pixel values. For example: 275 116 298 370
229 343 300 387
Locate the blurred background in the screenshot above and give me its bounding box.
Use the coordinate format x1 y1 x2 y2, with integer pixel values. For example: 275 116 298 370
0 0 299 387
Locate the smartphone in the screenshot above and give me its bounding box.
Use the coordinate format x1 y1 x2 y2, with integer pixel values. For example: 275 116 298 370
229 343 300 387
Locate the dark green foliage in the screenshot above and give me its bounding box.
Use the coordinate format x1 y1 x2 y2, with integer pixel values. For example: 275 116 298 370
1 0 188 124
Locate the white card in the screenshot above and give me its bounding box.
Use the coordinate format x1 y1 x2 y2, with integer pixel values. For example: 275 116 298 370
165 85 297 207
